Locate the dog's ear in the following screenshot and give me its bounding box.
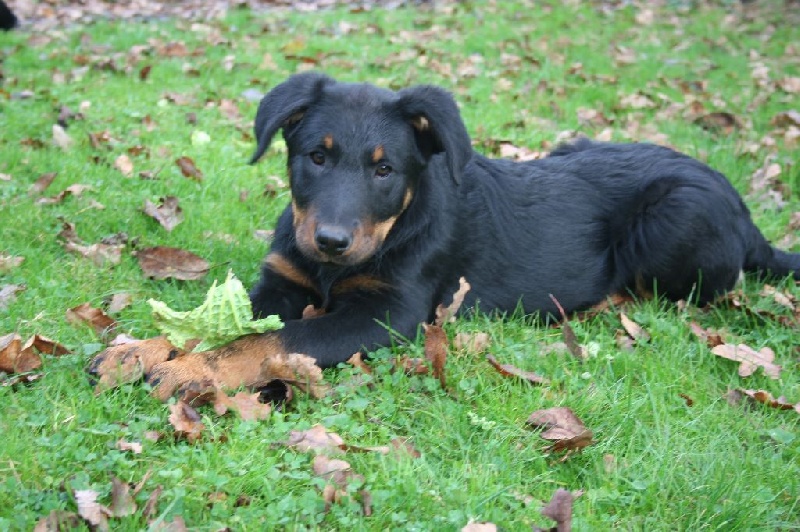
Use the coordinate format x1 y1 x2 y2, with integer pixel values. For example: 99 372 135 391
396 85 472 184
249 72 333 164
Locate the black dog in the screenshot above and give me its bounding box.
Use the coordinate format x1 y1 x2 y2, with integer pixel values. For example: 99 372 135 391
0 0 18 30
126 73 800 399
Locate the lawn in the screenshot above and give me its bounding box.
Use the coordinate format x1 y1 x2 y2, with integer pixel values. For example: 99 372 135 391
1 1 799 529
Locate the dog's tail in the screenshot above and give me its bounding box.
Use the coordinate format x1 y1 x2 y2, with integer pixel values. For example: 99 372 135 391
744 225 800 280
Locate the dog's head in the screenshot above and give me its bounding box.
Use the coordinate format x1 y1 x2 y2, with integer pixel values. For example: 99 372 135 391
250 73 472 267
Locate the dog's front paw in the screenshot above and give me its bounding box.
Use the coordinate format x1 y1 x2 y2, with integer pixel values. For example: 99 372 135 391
87 337 182 392
145 353 219 401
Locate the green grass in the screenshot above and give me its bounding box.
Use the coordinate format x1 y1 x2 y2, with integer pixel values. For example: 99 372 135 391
1 1 799 529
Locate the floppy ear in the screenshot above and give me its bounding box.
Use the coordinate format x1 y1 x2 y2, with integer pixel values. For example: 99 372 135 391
396 85 472 184
249 72 333 164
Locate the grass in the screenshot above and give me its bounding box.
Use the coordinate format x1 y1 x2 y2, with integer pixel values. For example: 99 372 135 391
1 1 799 529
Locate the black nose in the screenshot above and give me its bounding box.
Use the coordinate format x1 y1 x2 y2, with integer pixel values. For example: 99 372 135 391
314 225 352 255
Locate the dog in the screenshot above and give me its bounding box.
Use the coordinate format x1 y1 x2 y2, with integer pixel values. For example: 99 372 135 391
91 72 800 399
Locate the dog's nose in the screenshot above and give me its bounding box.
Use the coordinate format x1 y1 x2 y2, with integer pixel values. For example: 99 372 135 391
314 225 352 255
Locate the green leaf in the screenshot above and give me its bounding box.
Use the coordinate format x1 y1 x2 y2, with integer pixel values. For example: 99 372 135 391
149 270 283 351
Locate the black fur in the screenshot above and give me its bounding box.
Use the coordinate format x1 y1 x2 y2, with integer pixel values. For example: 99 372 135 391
0 0 17 30
249 73 800 368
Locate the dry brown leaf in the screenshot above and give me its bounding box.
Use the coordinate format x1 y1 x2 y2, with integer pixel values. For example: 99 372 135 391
549 294 587 361
423 323 448 389
107 293 133 314
395 356 429 375
28 172 57 195
679 393 695 407
216 391 271 421
536 488 580 532
136 246 209 281
258 352 328 398
286 424 345 453
347 352 372 374
694 112 742 133
726 389 800 414
29 334 70 356
66 303 117 336
770 110 800 128
312 455 368 514
143 196 183 232
35 184 94 205
168 400 205 442
0 333 41 373
175 156 203 180
710 343 781 379
89 337 181 391
0 254 24 272
52 124 74 150
462 523 498 532
486 354 549 385
141 486 163 521
453 332 491 353
58 222 124 266
619 312 650 343
114 154 134 177
110 477 137 517
527 407 595 454
116 439 143 454
0 284 25 310
33 510 83 531
760 285 795 310
435 276 471 325
74 489 110 531
777 77 800 94
688 322 724 348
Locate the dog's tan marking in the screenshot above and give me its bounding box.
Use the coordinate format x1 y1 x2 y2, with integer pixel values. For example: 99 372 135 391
402 187 414 210
372 145 384 163
411 116 429 131
324 134 334 150
264 252 316 292
333 275 392 295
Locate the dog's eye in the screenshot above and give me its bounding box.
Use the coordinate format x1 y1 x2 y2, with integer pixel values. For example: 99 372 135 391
310 151 326 166
375 164 392 178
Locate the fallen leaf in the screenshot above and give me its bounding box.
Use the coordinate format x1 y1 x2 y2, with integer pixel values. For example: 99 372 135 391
462 523 497 532
395 356 429 375
88 337 181 391
486 354 549 385
0 333 41 373
453 332 491 353
286 424 345 453
694 112 742 133
258 352 328 398
29 172 57 195
688 322 724 348
168 400 205 442
114 154 134 177
435 276 471 325
66 303 117 337
215 391 271 421
726 389 799 414
347 352 372 374
770 110 800 128
175 156 203 180
29 334 70 356
0 254 24 273
777 77 800 94
107 293 132 314
141 485 163 521
52 124 74 150
679 393 694 407
33 511 83 531
143 196 183 231
535 488 580 532
36 183 94 205
527 407 595 454
116 439 143 454
423 323 447 389
710 343 781 379
0 284 25 310
110 476 137 517
74 489 110 531
136 246 209 281
619 313 650 343
549 294 587 361
58 222 124 266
